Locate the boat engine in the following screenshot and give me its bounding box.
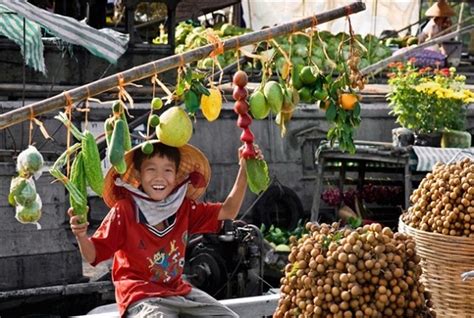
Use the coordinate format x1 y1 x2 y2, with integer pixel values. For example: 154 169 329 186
184 220 263 299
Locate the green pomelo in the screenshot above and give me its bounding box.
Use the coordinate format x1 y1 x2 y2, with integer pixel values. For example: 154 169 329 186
249 90 270 119
263 81 283 114
299 66 318 85
156 107 193 147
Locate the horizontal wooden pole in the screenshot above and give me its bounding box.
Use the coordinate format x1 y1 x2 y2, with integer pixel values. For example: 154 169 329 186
360 24 474 77
0 1 365 130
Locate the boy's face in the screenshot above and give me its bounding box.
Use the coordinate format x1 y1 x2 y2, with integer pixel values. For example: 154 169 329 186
138 155 178 201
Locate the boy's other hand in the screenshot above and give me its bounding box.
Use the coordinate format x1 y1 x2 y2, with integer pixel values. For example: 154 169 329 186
68 207 89 238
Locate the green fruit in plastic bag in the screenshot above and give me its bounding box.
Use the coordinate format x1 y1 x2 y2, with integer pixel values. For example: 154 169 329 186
17 145 44 176
12 178 37 206
15 196 42 224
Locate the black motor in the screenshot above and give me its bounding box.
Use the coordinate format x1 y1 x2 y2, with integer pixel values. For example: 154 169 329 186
184 220 263 300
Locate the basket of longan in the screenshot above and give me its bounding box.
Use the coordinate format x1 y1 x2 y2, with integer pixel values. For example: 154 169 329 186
274 222 435 318
399 158 474 317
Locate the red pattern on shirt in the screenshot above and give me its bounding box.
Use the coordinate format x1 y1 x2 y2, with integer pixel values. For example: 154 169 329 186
90 197 222 317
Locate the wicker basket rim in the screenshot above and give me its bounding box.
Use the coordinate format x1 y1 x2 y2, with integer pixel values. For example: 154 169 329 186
399 215 474 243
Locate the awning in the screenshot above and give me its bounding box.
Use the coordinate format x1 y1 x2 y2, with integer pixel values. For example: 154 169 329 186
0 5 45 74
0 0 128 73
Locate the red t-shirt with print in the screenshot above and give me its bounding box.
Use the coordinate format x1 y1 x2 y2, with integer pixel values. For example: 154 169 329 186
90 197 222 317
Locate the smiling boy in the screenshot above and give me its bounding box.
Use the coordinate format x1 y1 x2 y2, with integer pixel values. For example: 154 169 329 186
69 141 257 317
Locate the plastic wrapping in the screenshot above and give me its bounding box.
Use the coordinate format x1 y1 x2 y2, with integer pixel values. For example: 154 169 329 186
15 194 42 230
11 177 37 206
16 145 44 178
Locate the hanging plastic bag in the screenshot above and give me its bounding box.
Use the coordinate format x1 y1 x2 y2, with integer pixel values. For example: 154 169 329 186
15 194 42 230
16 145 44 179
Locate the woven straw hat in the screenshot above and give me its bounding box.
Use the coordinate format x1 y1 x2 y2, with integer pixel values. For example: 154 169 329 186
425 0 456 17
103 140 211 208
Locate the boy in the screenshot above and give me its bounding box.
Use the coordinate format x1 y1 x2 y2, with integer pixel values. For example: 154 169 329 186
69 140 258 317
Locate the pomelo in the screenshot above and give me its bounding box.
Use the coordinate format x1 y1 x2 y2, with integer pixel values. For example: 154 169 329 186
249 90 270 119
156 107 193 147
263 81 283 114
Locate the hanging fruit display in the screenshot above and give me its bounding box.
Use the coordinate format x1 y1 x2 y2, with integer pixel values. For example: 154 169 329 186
232 70 270 194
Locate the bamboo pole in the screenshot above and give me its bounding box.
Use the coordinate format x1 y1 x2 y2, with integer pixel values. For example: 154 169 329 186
0 2 366 130
360 24 474 76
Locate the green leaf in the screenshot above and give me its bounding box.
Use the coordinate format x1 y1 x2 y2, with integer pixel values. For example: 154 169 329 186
353 102 361 117
347 217 362 228
325 102 337 121
184 90 200 114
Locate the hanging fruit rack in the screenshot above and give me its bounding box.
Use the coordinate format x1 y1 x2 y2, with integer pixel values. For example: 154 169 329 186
0 2 366 130
1 2 367 225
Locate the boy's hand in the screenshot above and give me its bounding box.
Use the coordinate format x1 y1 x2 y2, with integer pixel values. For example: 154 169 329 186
238 144 264 166
68 207 89 239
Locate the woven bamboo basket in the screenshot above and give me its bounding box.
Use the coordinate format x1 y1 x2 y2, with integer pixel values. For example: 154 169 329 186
399 216 474 317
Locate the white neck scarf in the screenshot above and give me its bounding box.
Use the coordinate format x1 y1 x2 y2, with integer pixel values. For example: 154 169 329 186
114 178 188 226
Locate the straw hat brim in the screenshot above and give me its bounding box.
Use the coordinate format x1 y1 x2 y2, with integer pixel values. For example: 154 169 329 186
103 141 211 208
425 1 456 17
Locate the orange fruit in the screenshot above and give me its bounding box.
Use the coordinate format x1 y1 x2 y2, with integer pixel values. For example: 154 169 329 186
339 93 359 110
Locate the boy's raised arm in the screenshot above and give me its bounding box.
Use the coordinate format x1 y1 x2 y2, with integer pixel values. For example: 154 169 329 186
218 157 248 220
218 146 263 220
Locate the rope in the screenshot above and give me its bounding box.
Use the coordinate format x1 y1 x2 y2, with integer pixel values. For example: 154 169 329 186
28 106 34 145
64 91 74 177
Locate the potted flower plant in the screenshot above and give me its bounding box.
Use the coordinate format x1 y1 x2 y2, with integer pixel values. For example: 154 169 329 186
386 59 474 147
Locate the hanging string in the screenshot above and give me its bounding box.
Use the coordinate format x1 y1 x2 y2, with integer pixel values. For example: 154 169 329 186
308 16 318 64
116 73 141 110
235 37 241 71
28 107 34 145
84 86 91 129
64 91 74 177
206 29 224 86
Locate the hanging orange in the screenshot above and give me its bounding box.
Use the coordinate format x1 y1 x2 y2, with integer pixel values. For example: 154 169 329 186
201 88 222 121
339 93 359 111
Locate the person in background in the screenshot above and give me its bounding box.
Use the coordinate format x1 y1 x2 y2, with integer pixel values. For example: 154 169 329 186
401 0 457 68
418 0 455 45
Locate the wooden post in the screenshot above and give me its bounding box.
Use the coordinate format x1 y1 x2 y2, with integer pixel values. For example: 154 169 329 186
0 2 366 130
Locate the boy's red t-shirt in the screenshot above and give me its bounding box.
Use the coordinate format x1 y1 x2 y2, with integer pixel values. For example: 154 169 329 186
90 197 222 316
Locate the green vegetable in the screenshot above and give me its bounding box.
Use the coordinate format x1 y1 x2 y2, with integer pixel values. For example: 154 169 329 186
82 131 104 197
69 151 88 223
120 111 132 151
104 117 115 146
245 158 270 195
108 119 126 171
